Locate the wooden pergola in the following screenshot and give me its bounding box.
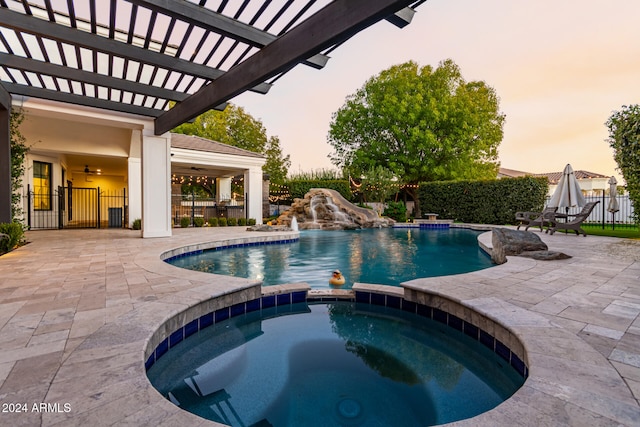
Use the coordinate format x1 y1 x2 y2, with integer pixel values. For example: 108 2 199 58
0 0 425 223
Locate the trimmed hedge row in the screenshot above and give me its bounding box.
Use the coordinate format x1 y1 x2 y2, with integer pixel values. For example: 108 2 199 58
286 180 352 202
418 176 548 225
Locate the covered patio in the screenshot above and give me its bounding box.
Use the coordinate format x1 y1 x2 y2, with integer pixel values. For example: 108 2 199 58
0 0 425 237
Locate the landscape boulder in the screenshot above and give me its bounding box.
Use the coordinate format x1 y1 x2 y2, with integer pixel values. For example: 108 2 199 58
491 228 571 264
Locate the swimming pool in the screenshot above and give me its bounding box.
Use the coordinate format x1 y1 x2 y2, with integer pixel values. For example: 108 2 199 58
166 228 493 288
147 300 526 426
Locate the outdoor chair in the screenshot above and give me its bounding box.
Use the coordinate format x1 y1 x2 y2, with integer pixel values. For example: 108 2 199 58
515 207 557 231
547 201 600 236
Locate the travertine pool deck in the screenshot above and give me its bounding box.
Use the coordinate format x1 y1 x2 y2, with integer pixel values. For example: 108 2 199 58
0 226 638 426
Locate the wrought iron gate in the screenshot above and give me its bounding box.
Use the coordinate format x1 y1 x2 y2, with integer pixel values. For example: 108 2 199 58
25 185 128 230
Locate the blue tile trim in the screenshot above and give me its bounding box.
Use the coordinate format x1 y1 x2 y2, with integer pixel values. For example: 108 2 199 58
146 290 529 382
479 330 495 350
433 308 447 324
199 312 214 329
246 298 261 313
387 295 401 309
419 223 450 229
371 293 386 306
495 340 510 363
401 300 417 314
417 304 432 319
215 307 230 323
145 353 155 371
156 338 169 359
262 295 276 309
184 319 199 339
292 291 306 303
276 293 291 306
169 329 183 348
448 314 463 332
355 291 370 304
463 322 479 340
163 238 300 263
230 302 245 317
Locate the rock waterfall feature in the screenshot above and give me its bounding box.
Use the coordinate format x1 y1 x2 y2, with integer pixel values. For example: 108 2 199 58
277 188 394 230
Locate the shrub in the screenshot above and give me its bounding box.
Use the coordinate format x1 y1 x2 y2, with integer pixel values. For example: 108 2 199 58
227 217 237 226
247 218 257 226
383 201 407 222
180 217 191 228
208 217 218 227
132 218 141 230
218 217 227 227
418 176 548 225
238 218 247 226
0 222 25 254
193 217 205 227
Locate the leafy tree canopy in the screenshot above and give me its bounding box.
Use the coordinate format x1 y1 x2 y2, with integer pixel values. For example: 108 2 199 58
606 104 640 223
328 59 504 215
173 103 290 185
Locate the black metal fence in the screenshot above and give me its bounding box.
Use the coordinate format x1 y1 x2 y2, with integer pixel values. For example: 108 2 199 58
172 194 244 226
545 194 635 226
25 185 128 230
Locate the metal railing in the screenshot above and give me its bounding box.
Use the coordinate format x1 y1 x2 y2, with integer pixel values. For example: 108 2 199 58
25 185 128 230
171 194 244 226
545 194 635 226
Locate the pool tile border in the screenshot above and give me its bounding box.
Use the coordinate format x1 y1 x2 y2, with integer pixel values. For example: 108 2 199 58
144 287 529 380
162 237 300 263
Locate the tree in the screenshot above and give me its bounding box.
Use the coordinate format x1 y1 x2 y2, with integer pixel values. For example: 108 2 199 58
606 105 640 223
264 136 291 185
328 59 504 217
10 109 29 222
361 165 398 205
173 103 291 187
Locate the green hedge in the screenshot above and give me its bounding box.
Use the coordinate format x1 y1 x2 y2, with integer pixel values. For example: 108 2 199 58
285 180 352 201
0 222 25 254
418 176 548 225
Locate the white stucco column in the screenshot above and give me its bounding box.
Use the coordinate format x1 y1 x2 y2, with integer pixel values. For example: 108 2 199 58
127 130 142 230
141 130 171 237
216 177 232 202
244 167 263 224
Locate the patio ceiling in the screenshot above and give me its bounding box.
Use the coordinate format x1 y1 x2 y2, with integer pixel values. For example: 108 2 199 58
0 0 425 135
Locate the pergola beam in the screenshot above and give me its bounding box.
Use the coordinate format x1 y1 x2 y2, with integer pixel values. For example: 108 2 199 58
0 53 190 102
3 82 165 117
155 0 415 135
0 9 271 94
127 0 330 70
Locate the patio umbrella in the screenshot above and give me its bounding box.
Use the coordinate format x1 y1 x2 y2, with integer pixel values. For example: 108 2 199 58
548 164 586 211
607 176 619 229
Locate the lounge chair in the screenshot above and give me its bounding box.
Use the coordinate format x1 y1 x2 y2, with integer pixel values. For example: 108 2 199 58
548 201 600 236
515 207 557 231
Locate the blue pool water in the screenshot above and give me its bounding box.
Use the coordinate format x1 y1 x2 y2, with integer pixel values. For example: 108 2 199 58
167 228 493 289
147 301 525 427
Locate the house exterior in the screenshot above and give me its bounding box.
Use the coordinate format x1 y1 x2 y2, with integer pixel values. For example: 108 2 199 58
498 167 612 196
17 98 265 237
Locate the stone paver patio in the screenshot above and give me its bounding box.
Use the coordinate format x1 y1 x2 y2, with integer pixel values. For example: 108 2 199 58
0 227 638 426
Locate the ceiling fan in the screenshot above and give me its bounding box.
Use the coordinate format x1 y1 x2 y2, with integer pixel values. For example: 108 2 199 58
84 165 101 175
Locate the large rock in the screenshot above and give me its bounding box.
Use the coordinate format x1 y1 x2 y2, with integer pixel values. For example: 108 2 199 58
491 228 571 264
491 228 548 264
276 188 394 230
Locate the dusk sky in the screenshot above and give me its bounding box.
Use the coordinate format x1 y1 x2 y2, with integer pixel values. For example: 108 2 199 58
235 0 640 183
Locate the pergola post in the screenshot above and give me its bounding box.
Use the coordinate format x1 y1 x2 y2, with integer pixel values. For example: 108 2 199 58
0 84 11 224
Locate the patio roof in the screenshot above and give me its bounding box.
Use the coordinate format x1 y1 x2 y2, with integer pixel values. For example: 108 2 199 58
0 0 425 134
0 0 425 223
